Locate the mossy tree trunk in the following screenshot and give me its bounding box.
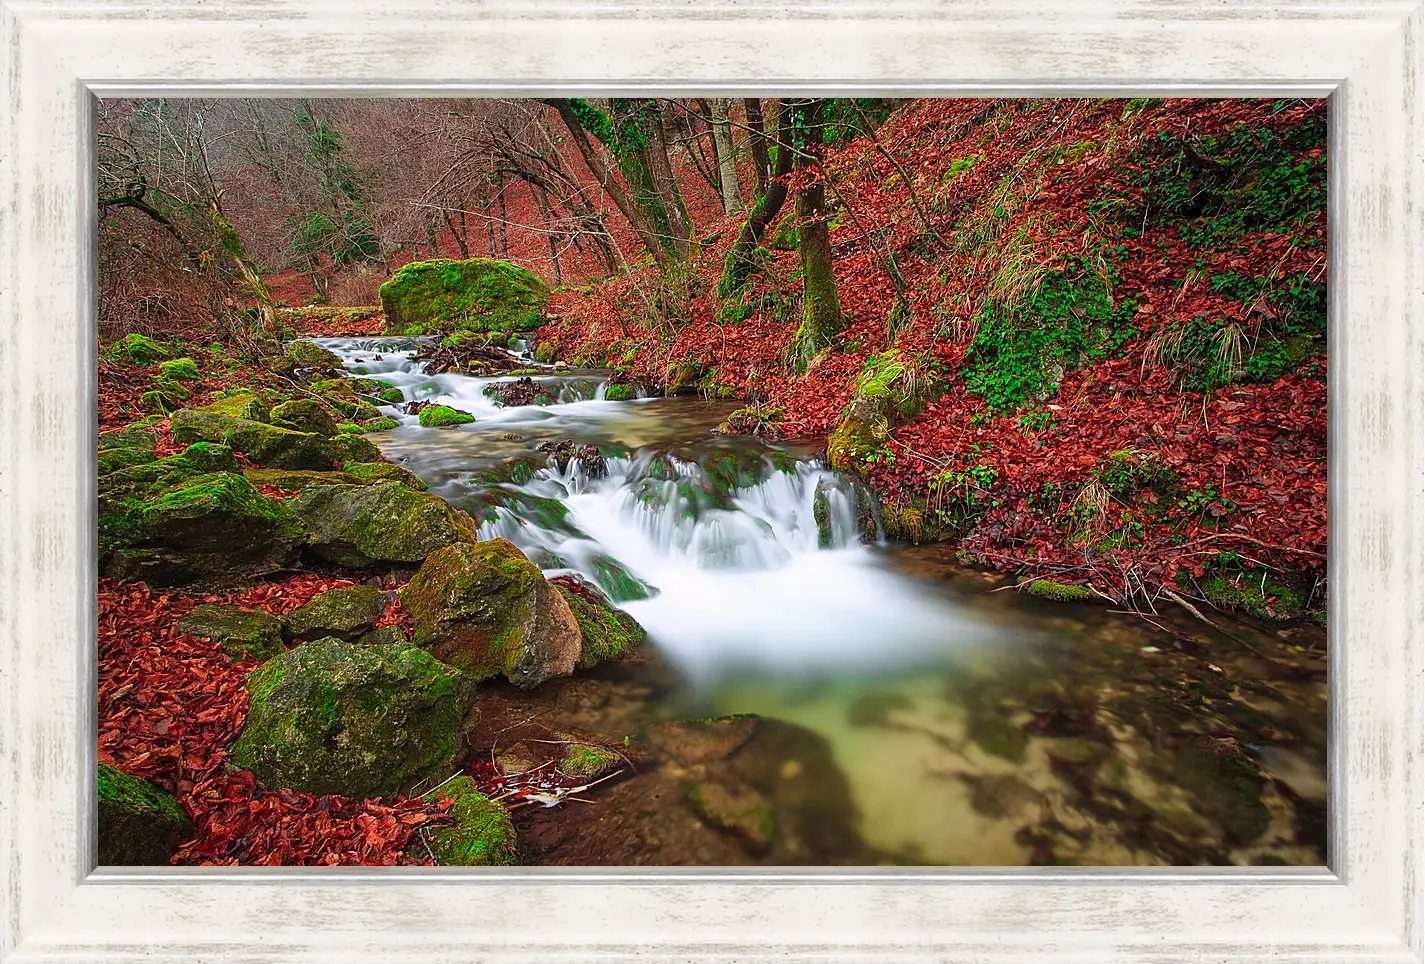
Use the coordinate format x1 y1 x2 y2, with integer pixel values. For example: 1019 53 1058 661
208 197 277 333
545 98 671 269
790 99 844 367
717 99 795 299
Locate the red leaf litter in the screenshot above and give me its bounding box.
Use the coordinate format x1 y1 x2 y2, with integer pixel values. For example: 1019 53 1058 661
99 577 448 866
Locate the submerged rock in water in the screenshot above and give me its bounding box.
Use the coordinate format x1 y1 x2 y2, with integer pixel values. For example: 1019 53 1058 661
283 585 388 642
646 715 759 765
176 603 285 660
97 762 192 865
229 636 475 798
418 776 518 865
401 540 580 689
683 778 776 855
292 482 476 567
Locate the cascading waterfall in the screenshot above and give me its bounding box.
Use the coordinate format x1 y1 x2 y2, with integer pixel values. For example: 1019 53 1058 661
310 336 1003 685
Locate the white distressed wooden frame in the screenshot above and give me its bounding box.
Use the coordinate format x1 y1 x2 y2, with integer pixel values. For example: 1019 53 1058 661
0 0 1419 960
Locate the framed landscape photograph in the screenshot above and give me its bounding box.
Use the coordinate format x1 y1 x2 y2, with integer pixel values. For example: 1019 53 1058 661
1 0 1421 961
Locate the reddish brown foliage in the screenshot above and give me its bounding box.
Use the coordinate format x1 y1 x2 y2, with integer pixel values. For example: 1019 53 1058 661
98 578 446 866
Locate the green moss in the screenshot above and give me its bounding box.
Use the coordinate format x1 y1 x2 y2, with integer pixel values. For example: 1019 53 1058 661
281 340 344 368
327 432 383 464
270 399 340 437
230 636 473 798
553 580 645 668
138 390 174 414
1024 579 1095 602
292 481 474 567
199 392 271 422
559 742 623 781
97 762 192 865
534 341 557 364
241 467 360 490
360 416 400 432
176 603 284 660
418 776 518 865
418 405 476 427
105 333 171 366
1201 574 1305 620
283 585 386 642
98 446 158 476
602 383 636 402
158 357 201 381
343 461 427 491
825 418 883 472
1095 448 1180 501
379 258 551 335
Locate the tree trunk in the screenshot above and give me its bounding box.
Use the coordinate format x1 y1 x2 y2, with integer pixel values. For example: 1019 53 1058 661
710 98 743 215
544 98 669 267
744 98 770 196
207 198 277 333
790 99 844 366
646 102 695 255
717 99 794 298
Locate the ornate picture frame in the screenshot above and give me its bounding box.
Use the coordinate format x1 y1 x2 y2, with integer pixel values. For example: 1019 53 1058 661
1 0 1420 959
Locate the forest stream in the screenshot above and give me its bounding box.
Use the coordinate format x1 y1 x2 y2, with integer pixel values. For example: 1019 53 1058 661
315 335 1328 868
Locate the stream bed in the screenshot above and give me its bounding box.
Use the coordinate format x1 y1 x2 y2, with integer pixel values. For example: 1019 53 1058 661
313 336 1329 867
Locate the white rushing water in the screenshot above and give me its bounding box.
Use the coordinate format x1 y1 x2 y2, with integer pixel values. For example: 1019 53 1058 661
310 336 1006 685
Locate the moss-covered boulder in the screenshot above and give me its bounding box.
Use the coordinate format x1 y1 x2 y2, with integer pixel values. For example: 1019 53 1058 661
176 603 285 660
138 390 174 414
98 445 159 476
99 421 162 451
283 585 388 642
171 409 336 471
418 404 475 428
100 472 306 586
269 399 341 437
97 763 192 865
200 392 271 422
157 357 201 381
418 776 518 865
241 467 361 491
343 461 427 491
380 258 550 336
826 351 943 472
281 340 343 368
602 383 636 402
327 433 384 465
401 540 580 689
550 578 644 668
229 636 475 798
292 482 476 567
104 333 171 367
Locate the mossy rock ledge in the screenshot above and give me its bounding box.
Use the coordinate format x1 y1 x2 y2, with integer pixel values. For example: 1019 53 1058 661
100 471 306 587
417 776 518 866
228 636 475 798
380 258 550 336
343 461 428 491
400 539 581 690
291 482 476 567
269 399 341 437
176 603 285 660
171 407 338 472
97 762 192 866
283 585 389 642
